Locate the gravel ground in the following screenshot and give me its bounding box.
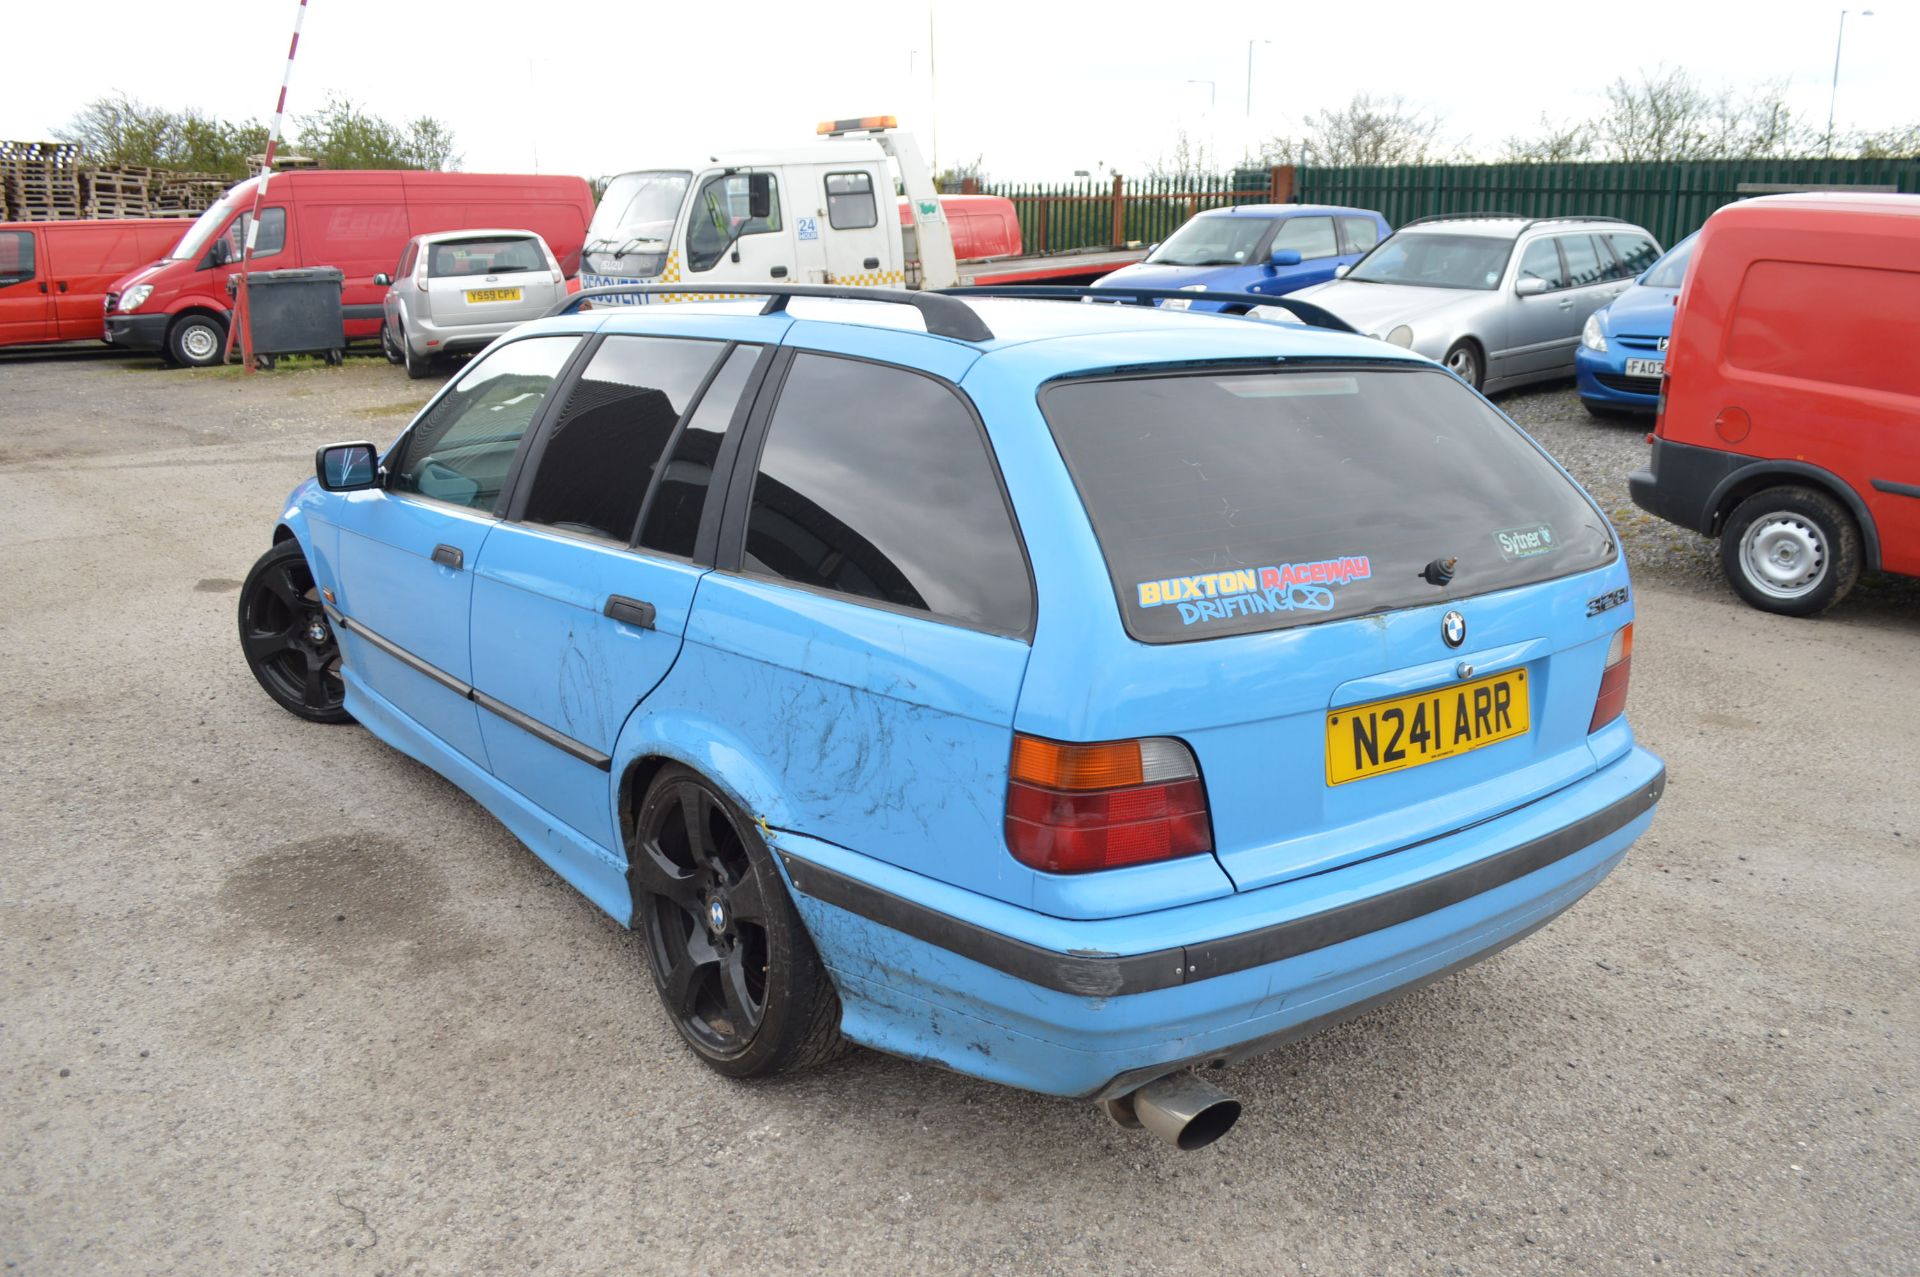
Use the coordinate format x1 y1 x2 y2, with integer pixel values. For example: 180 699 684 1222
1 351 1915 1276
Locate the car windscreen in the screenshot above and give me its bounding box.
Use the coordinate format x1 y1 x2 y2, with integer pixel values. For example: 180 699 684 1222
165 190 244 261
1643 233 1696 288
587 170 691 247
1040 364 1616 643
1346 232 1513 290
1146 216 1276 267
427 237 547 277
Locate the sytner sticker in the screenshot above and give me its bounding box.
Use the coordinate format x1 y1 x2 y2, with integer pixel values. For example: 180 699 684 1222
1137 557 1373 626
1494 523 1557 560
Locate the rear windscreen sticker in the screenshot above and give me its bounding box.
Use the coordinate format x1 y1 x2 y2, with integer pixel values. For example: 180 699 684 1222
1137 557 1373 626
1494 523 1557 561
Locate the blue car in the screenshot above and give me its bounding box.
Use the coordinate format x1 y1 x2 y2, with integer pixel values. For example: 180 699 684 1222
1576 232 1697 415
241 283 1662 1149
1092 204 1390 309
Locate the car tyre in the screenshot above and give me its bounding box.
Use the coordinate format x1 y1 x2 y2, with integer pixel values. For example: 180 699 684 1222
630 765 847 1079
237 540 352 724
167 313 228 368
380 322 404 365
1443 339 1484 391
1720 485 1861 617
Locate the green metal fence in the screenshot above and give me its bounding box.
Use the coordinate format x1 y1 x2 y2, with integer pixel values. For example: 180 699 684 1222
1294 159 1920 248
979 160 1918 255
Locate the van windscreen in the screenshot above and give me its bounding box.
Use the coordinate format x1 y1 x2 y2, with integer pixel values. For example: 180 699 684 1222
1039 365 1616 643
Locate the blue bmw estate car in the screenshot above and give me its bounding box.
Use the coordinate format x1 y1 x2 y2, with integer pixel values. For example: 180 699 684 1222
1092 204 1390 310
241 283 1662 1148
1576 232 1696 415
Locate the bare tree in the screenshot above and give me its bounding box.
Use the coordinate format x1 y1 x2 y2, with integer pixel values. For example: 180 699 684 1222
1588 67 1815 161
1501 114 1595 163
1256 93 1445 167
1850 122 1920 158
1146 130 1220 181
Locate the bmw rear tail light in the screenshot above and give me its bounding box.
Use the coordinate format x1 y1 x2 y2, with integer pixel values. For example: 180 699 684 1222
1005 734 1212 873
1589 624 1633 732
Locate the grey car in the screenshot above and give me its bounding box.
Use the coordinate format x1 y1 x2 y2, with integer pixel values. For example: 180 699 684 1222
377 230 566 379
1294 214 1661 393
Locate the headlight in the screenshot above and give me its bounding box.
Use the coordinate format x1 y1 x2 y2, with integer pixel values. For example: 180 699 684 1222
1160 283 1208 312
118 285 153 312
1386 325 1414 348
1581 312 1608 352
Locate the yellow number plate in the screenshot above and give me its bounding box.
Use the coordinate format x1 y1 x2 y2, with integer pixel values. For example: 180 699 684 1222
1326 668 1529 786
465 287 522 303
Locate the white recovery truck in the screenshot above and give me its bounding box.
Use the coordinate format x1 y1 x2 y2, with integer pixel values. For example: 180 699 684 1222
579 116 1145 299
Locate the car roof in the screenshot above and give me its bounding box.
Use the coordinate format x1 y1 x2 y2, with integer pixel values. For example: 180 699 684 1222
412 228 547 244
1396 216 1640 240
1195 203 1379 219
541 293 1421 374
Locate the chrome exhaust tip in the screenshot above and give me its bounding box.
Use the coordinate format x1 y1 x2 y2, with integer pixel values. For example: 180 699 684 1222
1101 1072 1242 1150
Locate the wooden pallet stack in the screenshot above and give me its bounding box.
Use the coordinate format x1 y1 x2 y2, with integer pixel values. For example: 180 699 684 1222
83 166 152 218
1 141 83 221
151 173 230 217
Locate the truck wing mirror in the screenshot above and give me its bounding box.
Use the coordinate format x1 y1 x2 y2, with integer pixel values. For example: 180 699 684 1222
315 442 381 492
747 172 773 221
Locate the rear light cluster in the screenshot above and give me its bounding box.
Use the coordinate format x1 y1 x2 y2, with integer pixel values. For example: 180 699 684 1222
1589 623 1633 732
1004 734 1213 874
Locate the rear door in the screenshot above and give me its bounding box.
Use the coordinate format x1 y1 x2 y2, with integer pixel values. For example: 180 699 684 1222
1034 362 1631 892
422 234 558 328
467 332 771 850
817 166 896 285
0 229 50 345
47 221 164 340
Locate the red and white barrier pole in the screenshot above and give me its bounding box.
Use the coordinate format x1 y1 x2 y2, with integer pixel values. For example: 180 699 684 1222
228 0 310 371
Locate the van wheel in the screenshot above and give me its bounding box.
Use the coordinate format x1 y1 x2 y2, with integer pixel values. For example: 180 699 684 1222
1443 339 1483 391
237 540 351 724
629 765 847 1079
1720 486 1861 617
168 313 227 368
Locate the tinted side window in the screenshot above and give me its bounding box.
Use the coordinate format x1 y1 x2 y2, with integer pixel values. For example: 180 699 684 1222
520 336 726 541
825 172 878 230
1606 233 1660 278
0 231 35 284
390 336 579 511
1517 239 1567 290
1338 216 1380 255
1271 216 1338 260
687 172 783 272
638 344 760 557
1561 234 1607 288
743 354 1031 634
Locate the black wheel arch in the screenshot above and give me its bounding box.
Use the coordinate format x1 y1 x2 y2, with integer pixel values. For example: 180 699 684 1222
1707 460 1880 573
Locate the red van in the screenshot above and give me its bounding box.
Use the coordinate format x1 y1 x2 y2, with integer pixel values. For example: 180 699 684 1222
102 170 594 366
0 219 186 349
1629 193 1920 615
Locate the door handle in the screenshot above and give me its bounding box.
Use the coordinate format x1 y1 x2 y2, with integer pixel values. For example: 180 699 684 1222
57 280 69 293
37 281 48 293
604 595 656 629
430 543 463 570
863 257 880 269
769 265 788 278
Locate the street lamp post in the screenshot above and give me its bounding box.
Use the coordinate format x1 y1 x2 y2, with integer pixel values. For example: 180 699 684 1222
1245 39 1272 118
1826 8 1874 154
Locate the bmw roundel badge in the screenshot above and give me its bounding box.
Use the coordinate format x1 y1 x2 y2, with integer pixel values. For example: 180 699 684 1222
1442 609 1467 648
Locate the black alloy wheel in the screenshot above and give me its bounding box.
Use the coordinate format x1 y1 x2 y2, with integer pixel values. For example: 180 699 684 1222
631 766 846 1078
237 540 351 724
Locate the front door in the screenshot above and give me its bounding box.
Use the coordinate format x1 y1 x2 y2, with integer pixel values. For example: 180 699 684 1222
1503 236 1574 378
468 333 769 850
0 229 50 345
331 333 582 763
680 170 796 287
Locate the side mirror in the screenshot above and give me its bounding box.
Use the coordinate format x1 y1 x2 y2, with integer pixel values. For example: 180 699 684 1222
315 441 381 492
1333 263 1350 278
209 238 233 267
1268 247 1302 267
373 272 393 286
1515 276 1550 297
747 172 773 221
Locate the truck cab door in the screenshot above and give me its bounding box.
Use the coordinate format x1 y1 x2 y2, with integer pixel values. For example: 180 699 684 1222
817 167 897 286
681 170 796 287
0 229 51 345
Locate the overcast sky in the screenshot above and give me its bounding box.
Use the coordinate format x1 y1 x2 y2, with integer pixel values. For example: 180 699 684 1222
3 0 1912 182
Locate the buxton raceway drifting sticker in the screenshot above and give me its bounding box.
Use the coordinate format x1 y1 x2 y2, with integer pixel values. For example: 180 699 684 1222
1137 557 1373 626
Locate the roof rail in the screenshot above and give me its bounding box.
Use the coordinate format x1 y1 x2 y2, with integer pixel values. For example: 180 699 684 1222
1402 211 1635 234
1401 210 1522 227
935 285 1359 335
549 283 995 342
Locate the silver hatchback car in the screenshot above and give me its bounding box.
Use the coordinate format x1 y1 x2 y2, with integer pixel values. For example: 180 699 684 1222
377 230 566 379
1295 215 1661 393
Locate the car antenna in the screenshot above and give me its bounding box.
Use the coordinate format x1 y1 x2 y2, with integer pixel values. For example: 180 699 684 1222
1420 556 1458 587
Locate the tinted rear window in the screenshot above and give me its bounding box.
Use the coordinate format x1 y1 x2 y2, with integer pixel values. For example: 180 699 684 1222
1040 365 1615 642
429 237 546 276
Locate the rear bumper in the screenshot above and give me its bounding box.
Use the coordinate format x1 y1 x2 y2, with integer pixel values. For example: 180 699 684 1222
1627 437 1752 535
777 745 1665 1098
405 314 530 357
103 313 170 352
